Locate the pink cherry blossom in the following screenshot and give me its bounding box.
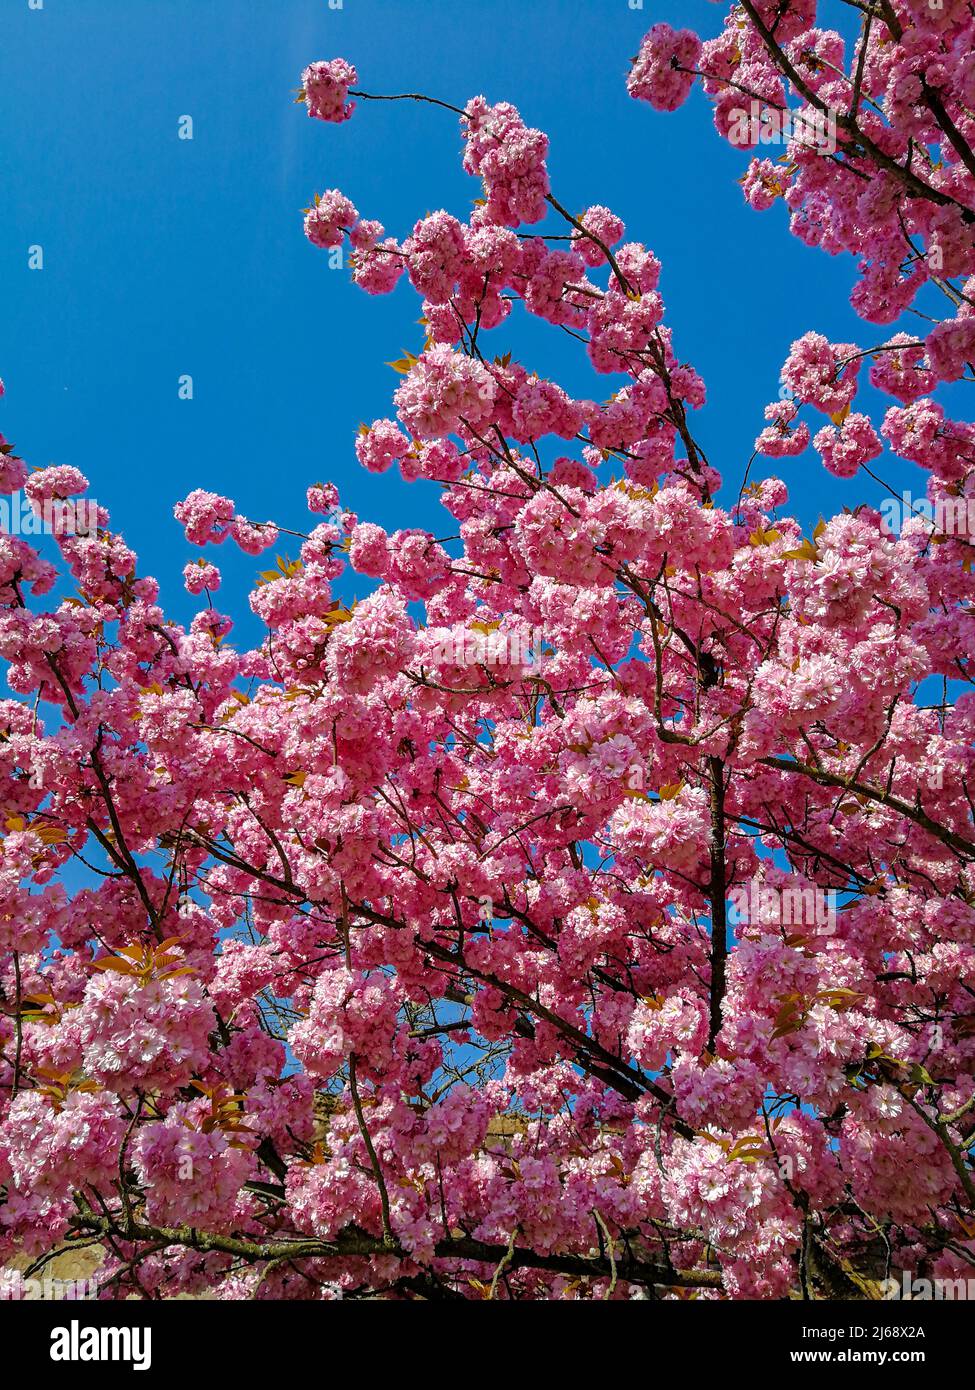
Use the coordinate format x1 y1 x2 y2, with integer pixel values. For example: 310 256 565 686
301 59 358 124
2 10 975 1303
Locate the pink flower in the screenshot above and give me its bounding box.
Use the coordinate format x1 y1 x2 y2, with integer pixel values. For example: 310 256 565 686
355 418 410 474
229 516 278 555
781 332 862 415
627 993 708 1070
301 58 357 124
869 334 937 403
404 211 467 304
307 482 340 515
77 970 215 1094
348 521 389 577
133 1103 256 1229
183 560 221 595
174 489 235 545
926 315 975 384
289 966 402 1080
304 189 358 248
393 345 497 438
0 1091 125 1199
24 465 89 502
813 413 882 478
755 401 811 457
462 97 550 226
352 237 406 295
572 205 625 268
627 24 701 112
741 158 790 211
0 448 28 495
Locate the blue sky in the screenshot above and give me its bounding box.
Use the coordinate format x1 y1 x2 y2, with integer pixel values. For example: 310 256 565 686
0 0 947 645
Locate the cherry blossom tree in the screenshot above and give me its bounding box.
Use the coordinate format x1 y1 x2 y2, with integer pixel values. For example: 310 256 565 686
1 0 974 1300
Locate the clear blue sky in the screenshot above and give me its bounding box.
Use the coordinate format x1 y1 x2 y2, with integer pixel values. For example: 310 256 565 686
0 0 945 644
